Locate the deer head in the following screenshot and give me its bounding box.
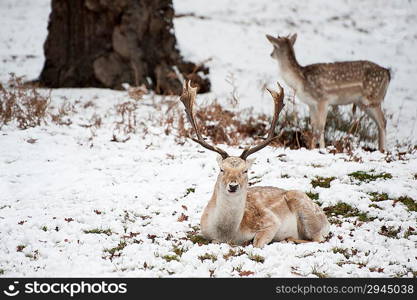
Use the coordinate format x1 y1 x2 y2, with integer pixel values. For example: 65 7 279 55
266 33 297 60
179 80 285 194
215 156 254 195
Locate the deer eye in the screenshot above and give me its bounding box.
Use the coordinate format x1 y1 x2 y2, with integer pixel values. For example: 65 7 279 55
220 169 224 173
243 170 248 174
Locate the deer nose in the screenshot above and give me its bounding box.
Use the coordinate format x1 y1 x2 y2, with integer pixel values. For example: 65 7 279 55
228 183 239 193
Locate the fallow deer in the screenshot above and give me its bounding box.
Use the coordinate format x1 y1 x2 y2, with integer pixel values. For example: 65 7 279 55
266 33 390 152
179 80 330 248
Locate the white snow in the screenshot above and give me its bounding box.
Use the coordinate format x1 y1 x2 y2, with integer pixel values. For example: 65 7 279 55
0 0 416 277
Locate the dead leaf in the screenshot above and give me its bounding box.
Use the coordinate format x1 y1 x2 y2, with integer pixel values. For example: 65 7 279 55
26 138 37 144
177 213 188 222
239 270 254 277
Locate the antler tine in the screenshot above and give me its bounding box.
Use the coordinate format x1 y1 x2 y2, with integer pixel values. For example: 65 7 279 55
179 80 229 159
240 82 285 160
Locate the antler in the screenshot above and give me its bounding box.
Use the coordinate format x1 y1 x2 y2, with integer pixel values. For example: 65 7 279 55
239 82 285 160
179 80 229 159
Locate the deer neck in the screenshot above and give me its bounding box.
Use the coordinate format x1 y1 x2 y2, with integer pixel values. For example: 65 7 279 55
276 49 304 91
212 181 247 240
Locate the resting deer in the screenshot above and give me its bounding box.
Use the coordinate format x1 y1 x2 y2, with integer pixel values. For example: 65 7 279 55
179 80 329 248
266 33 390 152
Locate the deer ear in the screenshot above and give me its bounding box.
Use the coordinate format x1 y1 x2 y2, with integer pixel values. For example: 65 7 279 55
266 34 279 46
289 33 297 46
246 158 255 169
216 155 223 167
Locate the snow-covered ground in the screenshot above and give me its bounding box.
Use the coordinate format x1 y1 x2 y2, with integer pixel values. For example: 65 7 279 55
1 0 416 277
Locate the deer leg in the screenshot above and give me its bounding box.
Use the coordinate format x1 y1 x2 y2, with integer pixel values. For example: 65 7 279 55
309 102 328 149
285 237 325 244
309 104 319 149
253 225 278 248
285 237 312 244
316 101 329 148
363 104 386 152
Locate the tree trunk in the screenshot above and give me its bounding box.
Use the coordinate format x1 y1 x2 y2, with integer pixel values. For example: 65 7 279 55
39 0 210 95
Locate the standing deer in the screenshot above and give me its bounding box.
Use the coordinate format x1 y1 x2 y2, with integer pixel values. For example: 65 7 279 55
179 80 329 248
266 33 390 152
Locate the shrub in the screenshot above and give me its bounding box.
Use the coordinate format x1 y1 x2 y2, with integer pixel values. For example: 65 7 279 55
0 74 50 129
173 95 379 152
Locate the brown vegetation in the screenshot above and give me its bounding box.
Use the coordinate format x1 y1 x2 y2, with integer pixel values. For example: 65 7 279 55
0 75 50 129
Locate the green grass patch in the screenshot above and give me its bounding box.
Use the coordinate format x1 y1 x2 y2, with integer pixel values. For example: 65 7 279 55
311 266 328 278
183 187 195 197
223 248 246 260
83 228 112 236
162 254 180 262
368 192 389 202
369 204 382 209
41 226 48 232
332 247 351 259
311 176 336 188
324 203 356 217
0 269 4 275
248 253 265 263
310 163 324 168
404 227 416 239
104 241 127 256
186 232 209 245
324 203 375 221
198 253 217 262
25 250 40 260
306 192 319 201
379 226 401 239
397 196 417 212
328 218 343 225
306 192 322 206
357 212 375 222
349 170 392 183
172 245 186 257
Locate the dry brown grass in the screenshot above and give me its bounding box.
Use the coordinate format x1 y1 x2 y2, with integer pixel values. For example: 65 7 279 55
186 101 270 146
0 74 83 129
50 98 76 126
115 101 138 134
0 74 50 129
0 73 386 154
170 97 380 153
164 100 273 148
111 100 139 142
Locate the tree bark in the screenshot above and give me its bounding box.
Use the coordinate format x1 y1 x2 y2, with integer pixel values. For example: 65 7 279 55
39 0 210 95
